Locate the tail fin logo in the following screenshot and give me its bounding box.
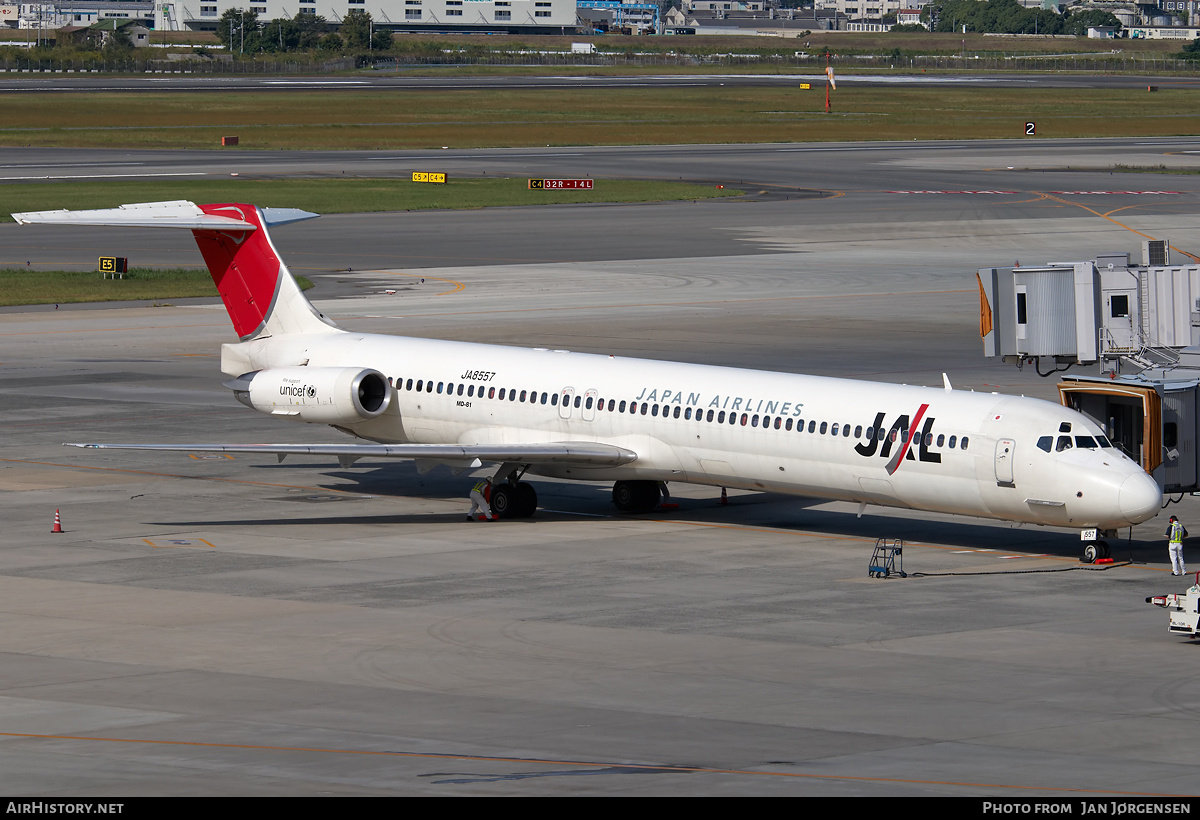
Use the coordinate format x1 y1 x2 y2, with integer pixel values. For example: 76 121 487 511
205 205 252 245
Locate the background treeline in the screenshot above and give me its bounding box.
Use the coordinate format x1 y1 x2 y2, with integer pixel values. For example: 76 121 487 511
920 0 1122 35
220 9 393 53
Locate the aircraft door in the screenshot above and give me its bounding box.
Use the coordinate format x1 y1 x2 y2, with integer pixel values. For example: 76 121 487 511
1105 290 1137 351
1108 401 1140 464
582 389 598 422
559 387 574 420
995 438 1015 485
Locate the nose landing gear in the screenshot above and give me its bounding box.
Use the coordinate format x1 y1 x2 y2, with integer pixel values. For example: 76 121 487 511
1080 528 1115 563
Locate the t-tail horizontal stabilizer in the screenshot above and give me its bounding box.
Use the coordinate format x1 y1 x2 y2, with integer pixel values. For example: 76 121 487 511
12 200 334 341
11 200 318 230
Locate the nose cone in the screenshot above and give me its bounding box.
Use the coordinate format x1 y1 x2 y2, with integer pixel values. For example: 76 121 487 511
1120 472 1162 524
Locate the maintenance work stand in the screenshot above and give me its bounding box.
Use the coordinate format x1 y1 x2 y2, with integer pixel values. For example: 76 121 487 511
869 538 906 578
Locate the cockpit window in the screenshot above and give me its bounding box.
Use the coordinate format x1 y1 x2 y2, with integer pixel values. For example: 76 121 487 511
1056 436 1073 452
1096 435 1112 448
1075 436 1098 449
1059 422 1072 433
1037 436 1052 453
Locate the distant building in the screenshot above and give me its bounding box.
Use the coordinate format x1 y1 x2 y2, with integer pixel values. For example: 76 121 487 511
575 1 656 31
577 3 613 30
678 7 842 33
12 2 154 30
1156 0 1200 25
680 0 768 11
91 17 148 42
55 17 149 43
844 18 892 29
154 0 577 33
814 0 927 24
1126 22 1200 36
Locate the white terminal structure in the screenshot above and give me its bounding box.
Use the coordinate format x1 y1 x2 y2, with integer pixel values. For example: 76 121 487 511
980 239 1200 496
153 0 578 31
813 0 925 23
1 2 154 29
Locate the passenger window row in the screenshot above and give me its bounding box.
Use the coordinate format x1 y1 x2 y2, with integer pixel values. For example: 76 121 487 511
388 377 970 450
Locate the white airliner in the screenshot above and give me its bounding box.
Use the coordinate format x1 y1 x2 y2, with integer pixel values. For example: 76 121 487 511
14 200 1163 558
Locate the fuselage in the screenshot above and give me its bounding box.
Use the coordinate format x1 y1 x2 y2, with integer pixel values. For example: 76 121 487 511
226 329 1164 531
16 200 1163 534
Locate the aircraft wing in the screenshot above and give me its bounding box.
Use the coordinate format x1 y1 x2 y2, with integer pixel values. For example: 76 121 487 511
64 441 638 467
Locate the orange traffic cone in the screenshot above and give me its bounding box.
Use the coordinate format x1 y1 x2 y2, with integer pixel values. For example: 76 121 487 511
51 509 63 533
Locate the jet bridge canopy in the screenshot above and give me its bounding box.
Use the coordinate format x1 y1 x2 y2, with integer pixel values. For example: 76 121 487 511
1057 374 1200 494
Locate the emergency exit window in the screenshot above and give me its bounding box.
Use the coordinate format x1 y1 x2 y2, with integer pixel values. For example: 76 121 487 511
1111 294 1130 318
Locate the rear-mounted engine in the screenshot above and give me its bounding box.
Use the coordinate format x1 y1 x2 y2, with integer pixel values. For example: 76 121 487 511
225 367 392 425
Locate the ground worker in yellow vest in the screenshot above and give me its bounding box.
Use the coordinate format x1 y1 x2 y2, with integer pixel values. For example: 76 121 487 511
1167 515 1188 576
467 476 494 522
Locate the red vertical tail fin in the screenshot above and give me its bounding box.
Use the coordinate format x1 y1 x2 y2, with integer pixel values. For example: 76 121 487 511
194 203 337 340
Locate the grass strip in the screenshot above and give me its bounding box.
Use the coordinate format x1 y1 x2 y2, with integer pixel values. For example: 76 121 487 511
0 267 313 306
1 178 741 223
0 87 1197 150
1106 164 1200 175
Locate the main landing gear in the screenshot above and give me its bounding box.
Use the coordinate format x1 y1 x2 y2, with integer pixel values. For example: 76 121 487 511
490 480 537 519
612 480 660 513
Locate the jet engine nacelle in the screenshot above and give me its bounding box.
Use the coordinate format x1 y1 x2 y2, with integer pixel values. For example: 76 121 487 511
227 367 392 425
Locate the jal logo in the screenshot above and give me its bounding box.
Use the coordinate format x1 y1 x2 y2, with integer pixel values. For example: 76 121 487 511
854 405 941 475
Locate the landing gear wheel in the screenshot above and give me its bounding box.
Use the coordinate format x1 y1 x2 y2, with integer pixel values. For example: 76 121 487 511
1082 542 1100 564
1098 540 1111 560
489 484 514 519
613 480 660 513
514 482 538 518
612 481 636 511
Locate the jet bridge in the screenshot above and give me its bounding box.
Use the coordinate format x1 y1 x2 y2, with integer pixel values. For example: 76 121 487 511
979 241 1200 494
980 241 1200 374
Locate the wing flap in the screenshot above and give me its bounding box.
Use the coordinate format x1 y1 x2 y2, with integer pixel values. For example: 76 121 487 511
64 441 638 466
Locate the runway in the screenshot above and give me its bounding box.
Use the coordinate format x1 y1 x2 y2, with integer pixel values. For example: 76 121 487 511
1 72 1198 93
3 139 1200 795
